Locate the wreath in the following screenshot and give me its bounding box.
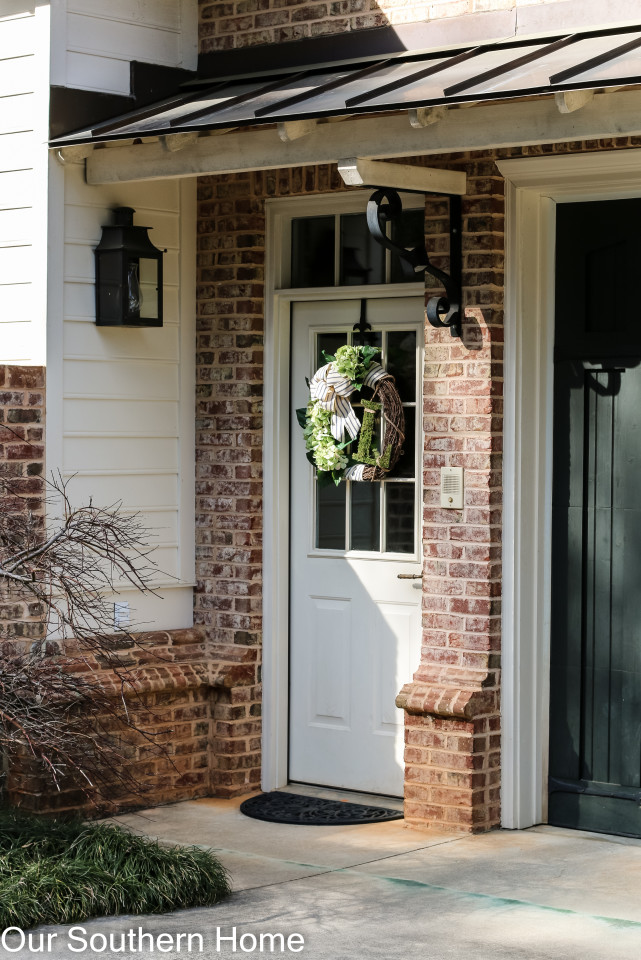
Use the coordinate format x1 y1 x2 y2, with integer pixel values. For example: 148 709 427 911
296 344 405 486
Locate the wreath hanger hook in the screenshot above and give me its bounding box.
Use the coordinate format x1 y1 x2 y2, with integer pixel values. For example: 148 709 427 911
352 298 372 347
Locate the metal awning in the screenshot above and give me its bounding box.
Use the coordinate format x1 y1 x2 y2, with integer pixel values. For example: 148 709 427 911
52 24 641 147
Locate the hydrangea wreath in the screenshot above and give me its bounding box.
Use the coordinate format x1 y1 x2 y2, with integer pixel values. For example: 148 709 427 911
296 344 403 486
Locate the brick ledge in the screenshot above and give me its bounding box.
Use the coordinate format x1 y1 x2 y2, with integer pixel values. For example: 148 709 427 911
396 680 499 720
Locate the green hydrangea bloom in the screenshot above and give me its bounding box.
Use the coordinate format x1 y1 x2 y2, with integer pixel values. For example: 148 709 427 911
313 438 349 472
333 345 362 380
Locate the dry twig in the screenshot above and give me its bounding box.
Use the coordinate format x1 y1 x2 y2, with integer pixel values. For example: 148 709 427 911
0 474 173 806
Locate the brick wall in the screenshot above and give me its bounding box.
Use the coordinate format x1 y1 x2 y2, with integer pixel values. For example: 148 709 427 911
4 623 261 814
0 365 46 651
198 0 568 51
6 629 212 814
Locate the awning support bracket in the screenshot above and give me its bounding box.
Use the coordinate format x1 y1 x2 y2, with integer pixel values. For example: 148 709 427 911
366 187 462 338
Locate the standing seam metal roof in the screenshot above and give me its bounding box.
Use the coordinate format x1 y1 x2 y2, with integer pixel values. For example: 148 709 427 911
51 24 641 146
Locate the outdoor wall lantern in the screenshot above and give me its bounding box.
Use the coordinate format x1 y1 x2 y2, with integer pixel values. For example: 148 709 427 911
94 206 163 327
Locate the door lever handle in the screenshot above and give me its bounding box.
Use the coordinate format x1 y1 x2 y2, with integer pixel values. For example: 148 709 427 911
397 573 422 579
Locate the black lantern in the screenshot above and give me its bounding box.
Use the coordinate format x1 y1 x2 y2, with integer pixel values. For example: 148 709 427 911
94 207 163 327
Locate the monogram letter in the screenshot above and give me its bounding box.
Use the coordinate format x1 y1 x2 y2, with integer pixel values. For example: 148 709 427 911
354 399 392 469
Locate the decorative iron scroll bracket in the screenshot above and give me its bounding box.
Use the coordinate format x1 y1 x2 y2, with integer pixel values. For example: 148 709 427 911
366 187 462 339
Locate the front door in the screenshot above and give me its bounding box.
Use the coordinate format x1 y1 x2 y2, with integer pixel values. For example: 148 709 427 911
549 198 641 837
289 296 422 796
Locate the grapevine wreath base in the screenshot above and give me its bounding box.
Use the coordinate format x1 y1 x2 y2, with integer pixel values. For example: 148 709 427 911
354 377 405 481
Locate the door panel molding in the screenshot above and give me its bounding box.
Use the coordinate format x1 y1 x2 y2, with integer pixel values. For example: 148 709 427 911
498 148 641 829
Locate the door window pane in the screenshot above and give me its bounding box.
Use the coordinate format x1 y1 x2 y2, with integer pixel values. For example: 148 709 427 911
390 208 426 284
316 481 346 549
385 483 415 554
309 321 419 557
340 213 385 286
353 329 382 353
292 217 335 288
316 333 348 369
393 406 415 479
350 482 380 551
386 330 416 401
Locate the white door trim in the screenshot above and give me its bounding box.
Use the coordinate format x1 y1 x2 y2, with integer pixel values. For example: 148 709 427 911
261 193 424 791
498 147 641 828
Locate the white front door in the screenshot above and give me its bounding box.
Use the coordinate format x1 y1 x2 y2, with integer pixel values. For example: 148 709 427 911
289 296 423 796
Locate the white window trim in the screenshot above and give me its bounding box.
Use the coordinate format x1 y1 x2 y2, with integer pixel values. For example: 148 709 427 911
498 147 641 829
262 191 424 791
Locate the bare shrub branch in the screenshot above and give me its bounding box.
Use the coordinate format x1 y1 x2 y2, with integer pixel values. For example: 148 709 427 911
0 474 175 806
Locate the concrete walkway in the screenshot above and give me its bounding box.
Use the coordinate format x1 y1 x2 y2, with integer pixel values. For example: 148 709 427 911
7 791 641 959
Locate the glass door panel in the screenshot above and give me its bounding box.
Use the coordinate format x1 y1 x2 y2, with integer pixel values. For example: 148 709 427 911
312 325 419 557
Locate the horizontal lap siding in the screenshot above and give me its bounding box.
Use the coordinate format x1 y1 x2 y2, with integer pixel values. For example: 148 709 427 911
64 0 190 95
0 10 38 364
61 164 195 630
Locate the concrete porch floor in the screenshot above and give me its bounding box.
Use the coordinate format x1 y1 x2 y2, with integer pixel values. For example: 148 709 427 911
11 791 641 959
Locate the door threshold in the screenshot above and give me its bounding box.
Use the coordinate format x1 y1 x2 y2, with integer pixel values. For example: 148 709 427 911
283 782 404 812
529 824 641 847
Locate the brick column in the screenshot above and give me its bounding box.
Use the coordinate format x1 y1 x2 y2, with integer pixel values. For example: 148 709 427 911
0 365 46 650
397 155 503 833
195 171 266 797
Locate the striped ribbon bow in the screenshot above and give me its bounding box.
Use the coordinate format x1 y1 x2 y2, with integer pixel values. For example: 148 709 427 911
309 362 389 442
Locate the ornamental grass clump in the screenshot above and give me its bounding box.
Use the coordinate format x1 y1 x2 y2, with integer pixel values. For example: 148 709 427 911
0 808 231 930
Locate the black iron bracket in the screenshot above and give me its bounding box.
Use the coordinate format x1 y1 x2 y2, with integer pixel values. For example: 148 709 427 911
352 297 373 346
366 187 462 338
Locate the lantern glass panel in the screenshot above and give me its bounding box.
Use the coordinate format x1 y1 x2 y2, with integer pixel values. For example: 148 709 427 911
98 251 124 323
138 257 159 320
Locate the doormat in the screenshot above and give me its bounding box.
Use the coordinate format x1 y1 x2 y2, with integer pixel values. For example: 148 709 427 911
239 791 403 825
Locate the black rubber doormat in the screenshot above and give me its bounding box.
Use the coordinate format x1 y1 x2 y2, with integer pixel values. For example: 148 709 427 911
239 791 403 825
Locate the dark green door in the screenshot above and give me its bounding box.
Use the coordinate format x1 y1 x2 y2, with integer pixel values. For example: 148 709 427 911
550 198 641 836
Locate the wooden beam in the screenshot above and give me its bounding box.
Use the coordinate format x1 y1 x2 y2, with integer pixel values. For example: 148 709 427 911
55 143 94 164
337 157 466 194
554 90 594 114
409 106 447 129
162 132 200 152
277 119 317 142
86 90 641 185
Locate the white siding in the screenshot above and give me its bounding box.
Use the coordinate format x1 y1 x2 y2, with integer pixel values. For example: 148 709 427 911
59 0 197 95
54 162 196 629
0 6 42 364
0 3 198 622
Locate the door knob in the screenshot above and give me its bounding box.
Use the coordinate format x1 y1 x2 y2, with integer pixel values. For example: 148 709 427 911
397 573 422 580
